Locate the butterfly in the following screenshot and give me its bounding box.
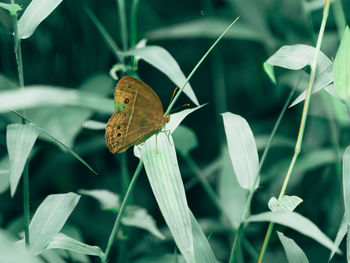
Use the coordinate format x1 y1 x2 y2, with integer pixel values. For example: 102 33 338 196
105 76 170 154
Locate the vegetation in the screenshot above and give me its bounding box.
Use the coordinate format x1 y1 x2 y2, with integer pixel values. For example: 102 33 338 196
0 0 349 262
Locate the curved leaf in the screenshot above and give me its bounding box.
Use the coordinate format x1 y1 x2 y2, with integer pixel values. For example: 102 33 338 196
277 231 309 263
221 112 259 189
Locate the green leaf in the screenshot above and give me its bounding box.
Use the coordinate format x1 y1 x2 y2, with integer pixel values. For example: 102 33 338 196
221 112 259 190
263 44 334 107
27 107 91 148
190 211 218 263
173 125 198 156
18 0 63 39
343 146 350 222
10 110 97 175
334 26 350 100
247 212 341 254
0 230 44 263
329 215 347 261
218 146 248 228
0 86 113 114
134 133 195 263
0 3 21 15
29 192 80 255
46 233 104 258
0 155 10 194
145 18 269 43
277 231 309 263
268 195 303 212
122 46 199 106
6 123 39 196
79 189 120 211
122 206 165 240
165 105 205 134
82 120 107 130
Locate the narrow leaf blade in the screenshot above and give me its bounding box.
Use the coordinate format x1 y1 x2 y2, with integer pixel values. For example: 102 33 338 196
122 46 199 106
221 112 259 189
6 123 39 196
29 192 80 255
46 233 104 258
18 0 63 39
277 231 309 263
247 212 341 253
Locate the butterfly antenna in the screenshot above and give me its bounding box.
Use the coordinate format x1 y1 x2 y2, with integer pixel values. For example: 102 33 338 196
169 87 178 105
170 103 190 114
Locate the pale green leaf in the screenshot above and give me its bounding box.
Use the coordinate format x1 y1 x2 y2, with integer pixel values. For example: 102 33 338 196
82 120 106 130
6 123 39 196
79 189 120 211
221 112 259 189
165 105 205 134
0 155 10 194
347 224 350 262
122 46 199 106
0 3 21 15
29 192 80 255
218 146 248 228
18 0 63 39
277 231 309 263
247 212 341 253
145 18 268 43
10 110 97 175
190 211 218 263
268 195 303 212
329 215 347 261
28 107 91 148
343 146 350 222
173 125 198 156
334 26 350 100
0 230 44 263
263 44 334 107
122 206 165 240
0 86 113 114
46 233 104 258
134 133 195 263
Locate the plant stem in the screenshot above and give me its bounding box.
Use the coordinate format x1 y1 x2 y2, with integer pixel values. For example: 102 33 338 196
117 0 128 52
229 80 297 263
257 1 330 262
103 160 143 262
164 17 239 116
10 0 30 246
130 0 139 69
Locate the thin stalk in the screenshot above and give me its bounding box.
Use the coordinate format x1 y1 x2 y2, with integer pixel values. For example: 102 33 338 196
229 80 297 263
331 0 346 38
103 160 143 262
164 17 239 116
257 1 330 262
117 0 128 53
130 0 139 69
85 7 122 61
10 0 30 246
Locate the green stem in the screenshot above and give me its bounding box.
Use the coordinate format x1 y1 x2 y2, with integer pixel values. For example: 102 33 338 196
117 0 128 52
164 17 239 116
257 1 330 262
331 0 346 38
130 0 139 69
85 7 122 61
229 80 297 263
103 160 143 262
10 0 30 246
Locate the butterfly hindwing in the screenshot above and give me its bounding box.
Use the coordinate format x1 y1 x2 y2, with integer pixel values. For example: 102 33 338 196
105 76 168 154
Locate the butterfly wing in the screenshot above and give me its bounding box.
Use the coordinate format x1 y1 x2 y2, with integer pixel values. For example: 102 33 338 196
105 76 167 154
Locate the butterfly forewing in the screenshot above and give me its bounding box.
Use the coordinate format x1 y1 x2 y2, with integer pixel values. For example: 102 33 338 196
105 76 168 154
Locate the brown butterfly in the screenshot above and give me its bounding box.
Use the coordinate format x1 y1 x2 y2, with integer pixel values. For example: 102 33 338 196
105 76 170 154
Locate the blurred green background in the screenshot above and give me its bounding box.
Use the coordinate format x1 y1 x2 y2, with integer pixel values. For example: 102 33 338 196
1 0 350 262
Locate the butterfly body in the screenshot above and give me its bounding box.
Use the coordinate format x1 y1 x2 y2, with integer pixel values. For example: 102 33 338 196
105 76 170 154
